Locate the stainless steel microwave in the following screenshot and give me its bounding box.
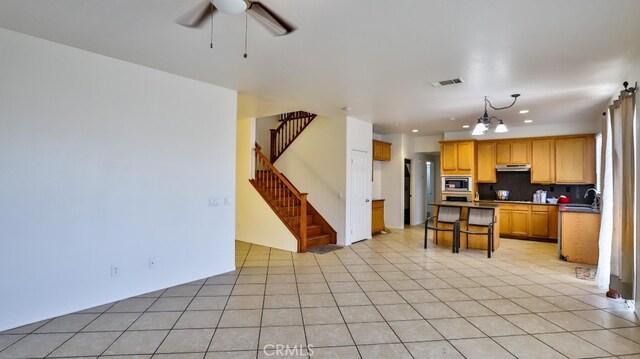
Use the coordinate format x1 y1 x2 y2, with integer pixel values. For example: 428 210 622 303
442 176 472 193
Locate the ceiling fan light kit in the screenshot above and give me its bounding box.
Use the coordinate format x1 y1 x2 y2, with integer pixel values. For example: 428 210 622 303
471 94 520 136
212 0 247 15
176 0 295 47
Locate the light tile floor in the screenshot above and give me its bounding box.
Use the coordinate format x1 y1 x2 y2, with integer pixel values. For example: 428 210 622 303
1 226 639 358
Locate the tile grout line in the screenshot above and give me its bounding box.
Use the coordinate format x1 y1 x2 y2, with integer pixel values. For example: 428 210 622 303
311 250 363 359
203 242 251 356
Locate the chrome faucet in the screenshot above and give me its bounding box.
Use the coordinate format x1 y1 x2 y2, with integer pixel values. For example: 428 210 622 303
584 188 600 208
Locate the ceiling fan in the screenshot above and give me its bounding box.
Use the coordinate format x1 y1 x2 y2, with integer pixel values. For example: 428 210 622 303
176 0 295 36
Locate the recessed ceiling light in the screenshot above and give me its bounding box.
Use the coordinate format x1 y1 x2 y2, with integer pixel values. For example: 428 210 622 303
342 106 352 111
524 119 533 123
449 117 456 121
393 123 400 126
462 125 470 128
519 110 529 114
412 129 419 133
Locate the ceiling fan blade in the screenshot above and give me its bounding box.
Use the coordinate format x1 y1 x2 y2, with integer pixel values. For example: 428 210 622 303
176 0 217 28
247 2 296 36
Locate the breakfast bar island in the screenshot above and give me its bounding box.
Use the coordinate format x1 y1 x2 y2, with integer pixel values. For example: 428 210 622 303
430 202 502 251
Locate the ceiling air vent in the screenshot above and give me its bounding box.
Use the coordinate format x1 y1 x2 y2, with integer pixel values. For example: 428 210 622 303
431 78 464 87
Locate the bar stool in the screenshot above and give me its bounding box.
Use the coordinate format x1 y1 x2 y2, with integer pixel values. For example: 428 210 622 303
459 207 496 258
425 206 462 253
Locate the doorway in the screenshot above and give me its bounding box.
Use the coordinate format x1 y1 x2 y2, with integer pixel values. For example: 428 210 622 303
404 159 411 225
350 150 370 243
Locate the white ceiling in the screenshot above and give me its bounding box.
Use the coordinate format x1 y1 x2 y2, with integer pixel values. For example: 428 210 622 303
1 0 640 135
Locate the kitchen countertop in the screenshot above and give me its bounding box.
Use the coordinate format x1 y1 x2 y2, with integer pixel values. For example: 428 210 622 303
432 202 501 209
558 203 601 214
477 200 559 206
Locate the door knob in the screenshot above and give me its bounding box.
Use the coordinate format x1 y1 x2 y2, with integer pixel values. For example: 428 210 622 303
365 199 370 202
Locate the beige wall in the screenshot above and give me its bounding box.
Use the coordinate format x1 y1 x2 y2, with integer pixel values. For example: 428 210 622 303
235 114 298 252
255 115 280 159
274 116 348 244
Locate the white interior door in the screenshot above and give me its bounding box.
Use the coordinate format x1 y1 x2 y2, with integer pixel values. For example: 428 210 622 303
350 150 370 243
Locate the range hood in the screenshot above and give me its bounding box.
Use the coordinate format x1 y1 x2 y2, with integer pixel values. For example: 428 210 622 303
496 164 531 172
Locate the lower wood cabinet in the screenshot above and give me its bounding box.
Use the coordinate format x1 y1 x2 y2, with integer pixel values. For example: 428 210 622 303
372 199 386 234
510 210 530 236
479 202 558 240
531 207 550 237
561 212 600 265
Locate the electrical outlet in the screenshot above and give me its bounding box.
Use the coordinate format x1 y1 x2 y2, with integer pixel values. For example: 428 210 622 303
148 258 157 269
224 197 232 206
110 265 120 277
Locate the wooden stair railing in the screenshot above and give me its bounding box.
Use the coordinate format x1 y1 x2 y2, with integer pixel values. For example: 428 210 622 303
250 143 336 253
270 111 317 163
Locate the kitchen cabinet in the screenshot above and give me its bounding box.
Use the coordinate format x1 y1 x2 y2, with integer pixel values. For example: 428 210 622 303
510 210 530 236
495 140 530 165
494 203 530 237
531 139 555 184
555 136 596 184
548 206 559 239
561 211 600 265
476 142 496 183
441 140 475 175
372 199 387 234
481 202 558 240
499 209 511 235
531 206 550 237
372 140 391 161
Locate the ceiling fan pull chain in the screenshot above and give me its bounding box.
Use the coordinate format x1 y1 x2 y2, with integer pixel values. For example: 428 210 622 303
243 11 248 58
210 6 214 49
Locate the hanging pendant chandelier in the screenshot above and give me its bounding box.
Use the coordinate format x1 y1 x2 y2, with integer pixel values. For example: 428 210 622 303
472 94 520 136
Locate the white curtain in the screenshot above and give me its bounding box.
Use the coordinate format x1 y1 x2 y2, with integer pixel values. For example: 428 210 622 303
596 113 613 290
599 90 636 298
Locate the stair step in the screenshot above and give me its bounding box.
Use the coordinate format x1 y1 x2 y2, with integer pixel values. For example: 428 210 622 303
285 215 314 225
306 233 332 248
307 224 322 236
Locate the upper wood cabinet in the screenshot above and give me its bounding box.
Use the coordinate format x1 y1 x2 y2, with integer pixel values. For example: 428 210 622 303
372 140 391 161
440 140 475 175
531 139 555 184
476 141 496 183
495 140 530 165
555 136 596 184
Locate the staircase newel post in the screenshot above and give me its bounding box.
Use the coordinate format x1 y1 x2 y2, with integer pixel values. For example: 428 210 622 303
270 129 277 163
300 193 308 253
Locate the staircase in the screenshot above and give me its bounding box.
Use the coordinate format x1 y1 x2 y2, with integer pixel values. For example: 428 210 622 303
270 111 316 163
251 143 336 252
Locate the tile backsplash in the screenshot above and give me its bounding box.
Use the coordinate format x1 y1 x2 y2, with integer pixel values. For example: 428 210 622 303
477 171 595 204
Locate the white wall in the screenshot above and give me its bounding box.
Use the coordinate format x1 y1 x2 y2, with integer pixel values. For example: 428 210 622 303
414 135 443 153
0 29 236 331
379 134 405 229
412 153 427 225
274 117 348 244
235 115 298 252
444 121 600 140
345 116 373 245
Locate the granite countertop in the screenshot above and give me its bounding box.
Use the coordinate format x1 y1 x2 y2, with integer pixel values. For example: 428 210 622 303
477 199 559 206
558 203 601 214
432 201 501 209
